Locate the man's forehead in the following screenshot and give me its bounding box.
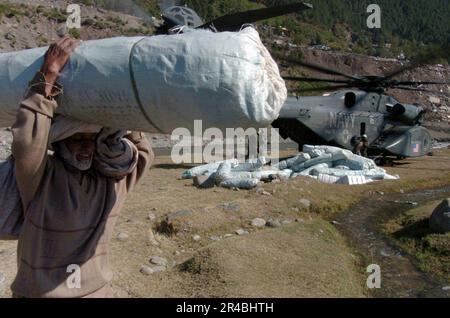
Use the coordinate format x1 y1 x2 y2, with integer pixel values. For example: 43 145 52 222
67 132 98 140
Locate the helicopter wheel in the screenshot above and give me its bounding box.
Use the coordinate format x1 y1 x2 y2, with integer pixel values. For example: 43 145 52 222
375 155 394 167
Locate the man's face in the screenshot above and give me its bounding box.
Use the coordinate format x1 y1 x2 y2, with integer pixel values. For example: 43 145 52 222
59 133 98 171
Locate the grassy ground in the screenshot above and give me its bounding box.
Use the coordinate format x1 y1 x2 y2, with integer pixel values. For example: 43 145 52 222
2 148 450 298
112 220 365 297
383 200 450 284
110 151 368 297
109 148 450 297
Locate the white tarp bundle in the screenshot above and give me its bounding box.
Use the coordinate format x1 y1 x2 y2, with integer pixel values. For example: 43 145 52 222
0 27 287 133
182 145 399 189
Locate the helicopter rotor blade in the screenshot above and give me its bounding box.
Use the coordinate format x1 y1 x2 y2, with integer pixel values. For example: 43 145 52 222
283 76 351 84
275 54 362 81
197 2 313 32
292 84 355 93
381 46 450 82
389 86 446 94
393 80 450 86
380 63 423 82
158 0 183 11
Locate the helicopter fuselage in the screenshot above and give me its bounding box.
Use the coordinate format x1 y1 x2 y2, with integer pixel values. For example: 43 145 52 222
273 90 432 158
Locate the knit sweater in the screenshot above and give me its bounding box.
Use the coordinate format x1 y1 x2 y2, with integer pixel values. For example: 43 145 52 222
10 92 153 298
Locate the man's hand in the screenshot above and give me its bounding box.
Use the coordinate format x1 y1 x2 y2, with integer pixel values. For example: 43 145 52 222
40 36 81 96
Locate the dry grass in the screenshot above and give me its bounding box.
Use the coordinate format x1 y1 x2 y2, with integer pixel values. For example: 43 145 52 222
0 240 16 298
177 222 364 298
2 149 450 297
108 148 450 297
112 221 365 298
383 200 450 284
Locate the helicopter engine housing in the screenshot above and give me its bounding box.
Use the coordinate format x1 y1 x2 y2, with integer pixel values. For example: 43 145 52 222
389 103 424 124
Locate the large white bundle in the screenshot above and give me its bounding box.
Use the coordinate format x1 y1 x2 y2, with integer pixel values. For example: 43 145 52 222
0 27 287 133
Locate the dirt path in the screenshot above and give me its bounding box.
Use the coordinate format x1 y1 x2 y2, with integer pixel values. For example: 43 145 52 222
335 186 450 298
0 241 16 298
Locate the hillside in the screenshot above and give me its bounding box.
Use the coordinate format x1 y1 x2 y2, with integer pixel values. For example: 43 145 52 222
264 0 450 60
0 0 153 50
137 0 450 61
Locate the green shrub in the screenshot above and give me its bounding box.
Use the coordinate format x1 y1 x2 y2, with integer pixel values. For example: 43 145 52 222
82 18 95 27
68 28 81 39
0 3 26 20
43 8 66 23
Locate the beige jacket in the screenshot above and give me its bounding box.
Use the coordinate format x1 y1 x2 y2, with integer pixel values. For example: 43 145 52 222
10 92 153 298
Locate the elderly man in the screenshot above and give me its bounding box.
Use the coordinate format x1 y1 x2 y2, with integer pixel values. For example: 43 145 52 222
10 36 154 298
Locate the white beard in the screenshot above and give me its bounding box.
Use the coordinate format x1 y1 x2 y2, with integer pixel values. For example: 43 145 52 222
56 142 93 171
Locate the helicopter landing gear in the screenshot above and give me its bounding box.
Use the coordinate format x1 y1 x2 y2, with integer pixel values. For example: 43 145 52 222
374 154 394 167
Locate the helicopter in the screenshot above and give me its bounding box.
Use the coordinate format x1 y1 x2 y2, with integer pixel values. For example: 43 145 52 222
153 1 313 34
109 0 449 161
271 55 450 161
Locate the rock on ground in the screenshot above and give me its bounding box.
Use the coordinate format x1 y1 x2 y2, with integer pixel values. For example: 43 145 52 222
251 218 266 228
267 219 282 228
235 229 249 236
218 202 240 212
140 265 166 276
149 256 168 267
117 232 129 241
430 199 450 233
299 199 311 210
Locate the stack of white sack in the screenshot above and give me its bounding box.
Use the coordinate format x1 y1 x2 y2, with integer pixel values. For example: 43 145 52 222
286 145 399 185
0 27 287 133
182 145 399 189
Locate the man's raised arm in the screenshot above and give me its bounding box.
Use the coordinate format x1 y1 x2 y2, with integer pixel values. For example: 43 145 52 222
11 36 80 210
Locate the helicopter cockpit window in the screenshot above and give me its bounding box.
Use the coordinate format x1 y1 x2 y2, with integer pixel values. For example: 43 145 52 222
344 92 356 108
360 123 366 136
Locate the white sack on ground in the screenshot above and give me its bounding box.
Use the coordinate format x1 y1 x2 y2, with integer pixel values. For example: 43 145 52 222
252 169 292 181
317 174 341 185
232 157 267 172
336 175 370 185
182 145 400 189
273 153 310 170
220 178 260 189
182 159 239 179
0 28 287 133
